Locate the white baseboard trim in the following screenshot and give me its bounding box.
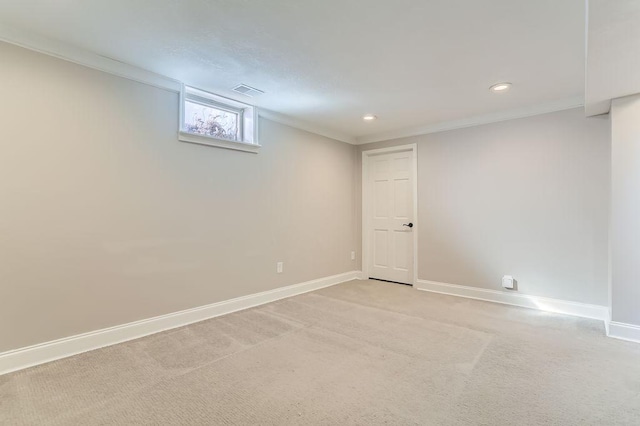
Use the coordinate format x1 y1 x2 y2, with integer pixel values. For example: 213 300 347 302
0 271 362 376
415 279 609 321
607 321 640 343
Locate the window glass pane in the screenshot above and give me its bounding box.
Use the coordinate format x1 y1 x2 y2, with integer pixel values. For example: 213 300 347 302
184 100 239 141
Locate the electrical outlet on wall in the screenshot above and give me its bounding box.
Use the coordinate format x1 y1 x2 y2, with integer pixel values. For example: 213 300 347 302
351 251 356 261
276 262 283 273
502 275 515 289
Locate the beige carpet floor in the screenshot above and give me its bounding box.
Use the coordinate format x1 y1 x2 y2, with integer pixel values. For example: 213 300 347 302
2 279 640 425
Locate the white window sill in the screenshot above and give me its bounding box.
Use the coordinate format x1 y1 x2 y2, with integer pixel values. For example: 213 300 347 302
178 131 260 153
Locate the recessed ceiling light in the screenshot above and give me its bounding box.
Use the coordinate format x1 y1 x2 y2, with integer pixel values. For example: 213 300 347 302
362 114 377 121
490 82 512 92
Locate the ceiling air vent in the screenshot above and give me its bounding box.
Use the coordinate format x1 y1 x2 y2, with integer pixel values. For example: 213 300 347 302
232 84 265 97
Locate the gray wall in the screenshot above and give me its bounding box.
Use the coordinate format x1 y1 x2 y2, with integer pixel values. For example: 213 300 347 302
611 94 640 326
0 42 360 352
0 40 615 353
359 108 610 305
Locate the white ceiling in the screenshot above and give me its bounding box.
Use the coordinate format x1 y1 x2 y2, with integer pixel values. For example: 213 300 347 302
0 0 587 143
586 0 640 116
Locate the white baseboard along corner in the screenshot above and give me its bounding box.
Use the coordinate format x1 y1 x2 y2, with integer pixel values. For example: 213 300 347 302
607 321 640 343
414 279 609 321
0 271 363 376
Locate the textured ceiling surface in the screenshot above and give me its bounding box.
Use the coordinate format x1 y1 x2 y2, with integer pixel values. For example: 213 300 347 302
0 0 586 140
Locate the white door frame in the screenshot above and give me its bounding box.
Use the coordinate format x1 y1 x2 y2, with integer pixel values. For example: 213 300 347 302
362 144 418 285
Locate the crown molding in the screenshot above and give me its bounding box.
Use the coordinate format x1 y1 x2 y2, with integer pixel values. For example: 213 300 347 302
258 109 356 144
0 23 182 93
0 24 356 145
1 25 589 147
585 99 612 117
356 96 586 145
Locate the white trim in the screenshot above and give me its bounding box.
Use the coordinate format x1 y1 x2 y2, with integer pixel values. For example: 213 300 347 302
362 144 418 285
0 25 590 147
607 321 640 343
178 132 261 153
182 86 259 146
0 23 182 93
0 271 362 376
257 109 356 145
411 146 418 285
356 96 585 144
0 25 353 146
583 0 612 118
584 98 612 117
415 279 609 321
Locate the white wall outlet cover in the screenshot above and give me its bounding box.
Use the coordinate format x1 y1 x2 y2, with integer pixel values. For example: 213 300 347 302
502 275 515 289
351 251 356 260
276 262 283 273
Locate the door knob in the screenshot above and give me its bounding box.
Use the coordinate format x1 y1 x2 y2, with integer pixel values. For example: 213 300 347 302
402 222 414 228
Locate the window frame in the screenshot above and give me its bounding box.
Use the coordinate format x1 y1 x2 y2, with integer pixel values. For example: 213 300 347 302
179 85 260 153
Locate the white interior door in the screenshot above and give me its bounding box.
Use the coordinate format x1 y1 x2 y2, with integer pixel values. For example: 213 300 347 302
366 149 415 284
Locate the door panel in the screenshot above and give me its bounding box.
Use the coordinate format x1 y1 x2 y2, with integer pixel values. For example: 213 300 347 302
373 230 388 267
366 149 415 284
394 230 410 271
393 156 410 172
394 179 410 218
374 180 390 218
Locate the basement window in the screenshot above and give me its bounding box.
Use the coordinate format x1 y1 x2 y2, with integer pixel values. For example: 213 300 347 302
179 86 259 153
